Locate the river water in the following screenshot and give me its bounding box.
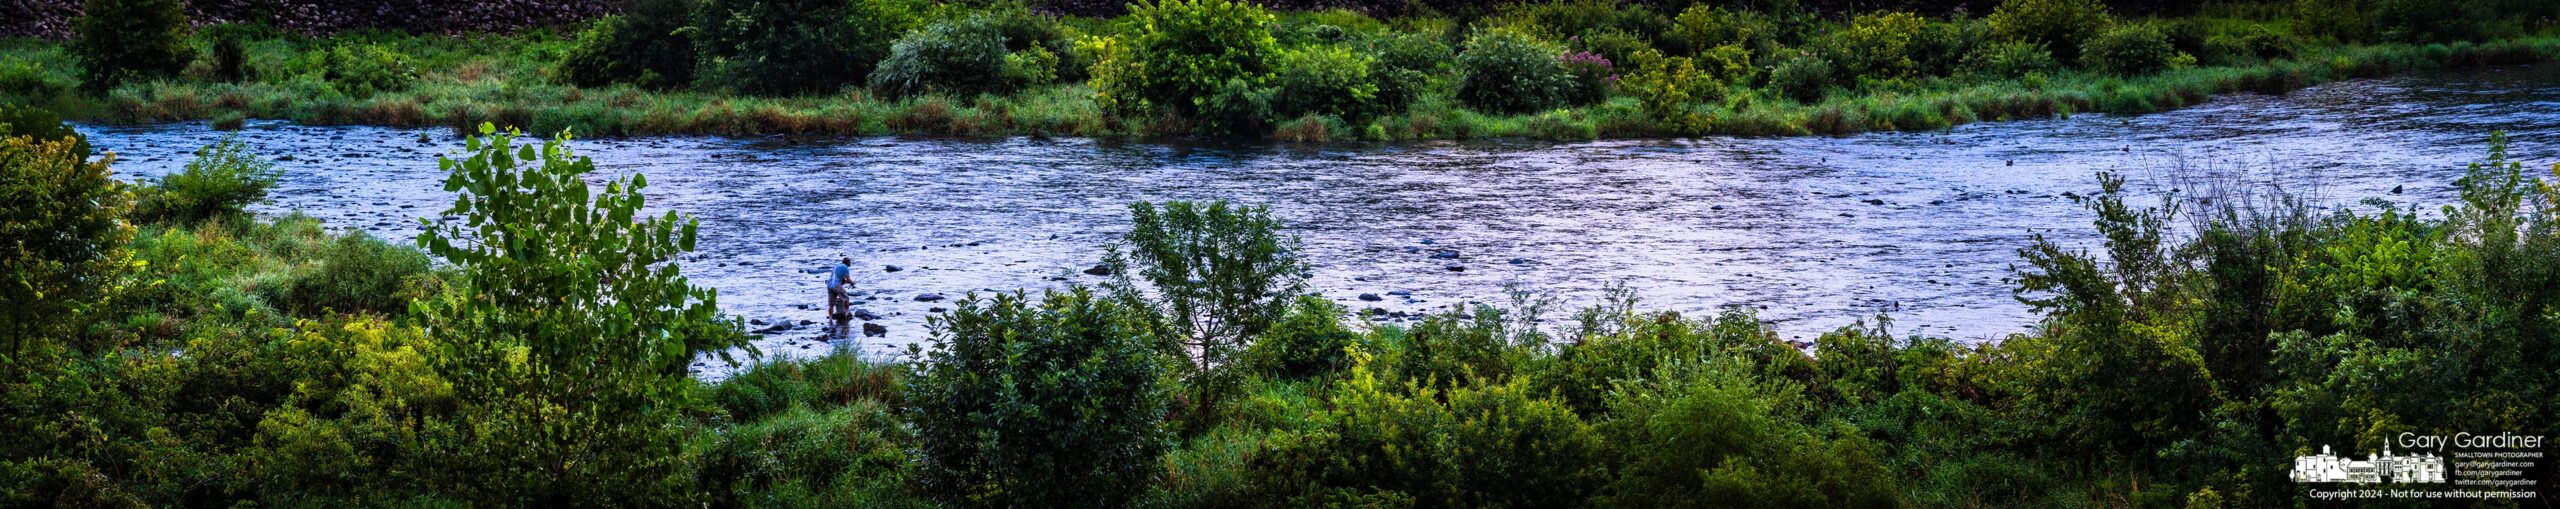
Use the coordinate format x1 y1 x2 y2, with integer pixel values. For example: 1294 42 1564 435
77 63 2560 370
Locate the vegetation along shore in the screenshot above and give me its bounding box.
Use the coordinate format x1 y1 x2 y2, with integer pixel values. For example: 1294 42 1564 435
3 0 2556 141
7 94 2560 504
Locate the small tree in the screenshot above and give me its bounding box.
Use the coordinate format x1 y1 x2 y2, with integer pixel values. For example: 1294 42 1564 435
412 124 750 505
908 288 1169 508
1104 200 1307 415
70 0 192 90
0 130 132 357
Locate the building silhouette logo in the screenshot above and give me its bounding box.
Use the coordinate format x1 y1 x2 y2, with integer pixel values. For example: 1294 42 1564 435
2291 444 2447 484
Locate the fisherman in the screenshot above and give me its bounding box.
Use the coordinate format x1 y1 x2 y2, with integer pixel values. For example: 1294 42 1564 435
827 257 854 326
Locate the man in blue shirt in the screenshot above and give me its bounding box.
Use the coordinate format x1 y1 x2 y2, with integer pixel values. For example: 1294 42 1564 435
827 257 854 325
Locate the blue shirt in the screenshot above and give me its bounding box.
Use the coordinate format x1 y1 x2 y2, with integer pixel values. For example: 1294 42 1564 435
829 264 852 289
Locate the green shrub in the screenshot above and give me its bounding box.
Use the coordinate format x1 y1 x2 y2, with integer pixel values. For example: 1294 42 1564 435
1829 11 1926 81
1962 40 2060 78
1090 0 1280 134
977 6 1087 83
2082 23 2190 76
1271 45 1385 124
198 23 265 84
1104 200 1307 419
1454 30 1572 114
0 131 132 354
871 16 1016 97
2293 0 2370 41
1240 296 1359 380
692 0 928 95
1695 43 1755 83
1569 29 1655 72
235 316 452 503
557 0 698 89
1768 49 1837 104
70 0 192 90
1620 52 1714 133
0 103 87 156
697 402 925 507
1987 0 2113 61
1909 16 1988 77
1596 360 1903 508
712 352 903 422
1267 352 1604 507
273 232 433 316
282 43 417 99
0 58 74 101
2371 0 2492 42
908 288 1169 508
1669 4 1782 57
1361 31 1453 74
2203 24 2295 64
411 124 750 505
134 136 279 225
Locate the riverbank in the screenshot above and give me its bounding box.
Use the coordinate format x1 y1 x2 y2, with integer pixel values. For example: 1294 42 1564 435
6 0 2555 142
72 58 2560 356
10 110 2560 505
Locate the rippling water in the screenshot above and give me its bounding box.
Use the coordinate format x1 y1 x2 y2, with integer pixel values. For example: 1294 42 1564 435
78 63 2560 371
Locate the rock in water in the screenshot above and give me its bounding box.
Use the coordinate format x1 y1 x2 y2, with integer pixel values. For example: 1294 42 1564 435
914 293 945 302
854 309 881 321
1358 293 1384 301
1083 264 1113 276
863 323 887 337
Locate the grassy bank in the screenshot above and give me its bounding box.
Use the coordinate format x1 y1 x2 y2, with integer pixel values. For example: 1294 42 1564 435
6 0 2555 141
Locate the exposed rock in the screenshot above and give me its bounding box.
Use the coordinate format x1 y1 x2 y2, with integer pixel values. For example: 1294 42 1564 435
1358 293 1384 301
884 265 903 272
1387 290 1412 297
1444 265 1465 272
854 309 882 321
1083 264 1112 276
863 323 887 337
914 293 945 302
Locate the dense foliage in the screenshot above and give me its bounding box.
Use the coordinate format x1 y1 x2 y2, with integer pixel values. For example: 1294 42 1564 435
908 288 1169 507
0 128 130 355
870 8 1075 98
1987 0 2114 61
1091 0 1282 134
7 0 2558 140
691 0 928 94
69 0 192 90
132 136 279 225
1454 30 1574 114
1105 200 1307 420
557 0 698 89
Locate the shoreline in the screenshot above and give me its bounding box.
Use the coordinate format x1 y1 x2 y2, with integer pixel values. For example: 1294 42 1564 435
15 36 2556 143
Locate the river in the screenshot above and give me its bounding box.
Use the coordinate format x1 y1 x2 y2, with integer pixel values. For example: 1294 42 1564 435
77 63 2560 371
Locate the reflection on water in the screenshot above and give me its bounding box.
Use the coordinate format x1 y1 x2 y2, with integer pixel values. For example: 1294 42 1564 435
78 63 2560 372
